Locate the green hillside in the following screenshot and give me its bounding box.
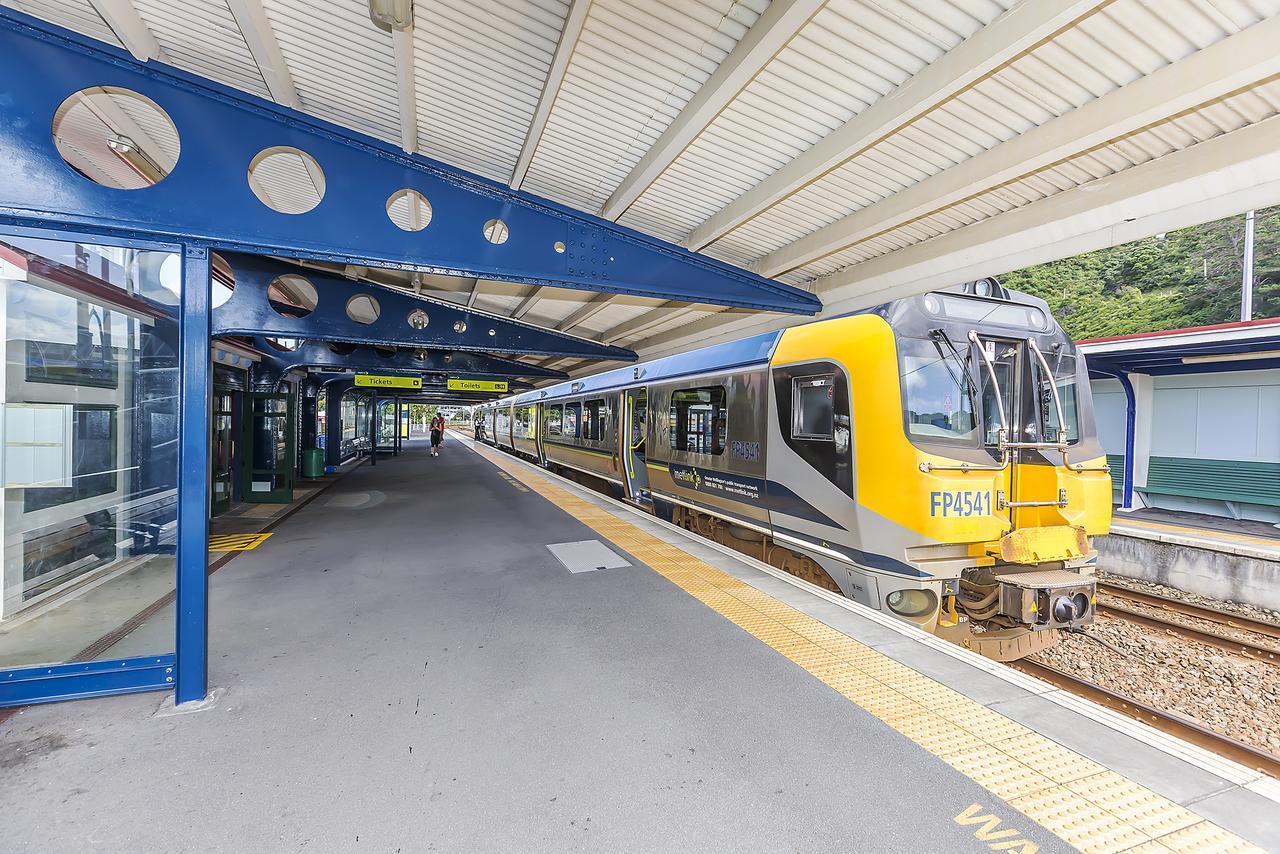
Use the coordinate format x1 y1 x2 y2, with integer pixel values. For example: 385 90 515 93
998 206 1280 340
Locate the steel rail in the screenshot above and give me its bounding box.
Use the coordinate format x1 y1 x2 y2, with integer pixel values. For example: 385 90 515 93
1097 584 1280 665
1098 583 1280 640
1012 659 1280 780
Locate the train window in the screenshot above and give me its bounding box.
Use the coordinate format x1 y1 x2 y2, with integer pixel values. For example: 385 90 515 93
564 402 581 438
899 337 979 443
791 375 834 440
669 387 726 455
1037 353 1080 444
583 399 606 441
545 405 562 436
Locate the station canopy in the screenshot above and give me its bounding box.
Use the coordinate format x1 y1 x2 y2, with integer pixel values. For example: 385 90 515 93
12 0 1280 382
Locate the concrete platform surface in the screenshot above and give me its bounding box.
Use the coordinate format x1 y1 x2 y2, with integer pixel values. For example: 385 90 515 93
0 439 1063 853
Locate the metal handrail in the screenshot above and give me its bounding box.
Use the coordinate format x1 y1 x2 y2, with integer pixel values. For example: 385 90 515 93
1026 337 1111 473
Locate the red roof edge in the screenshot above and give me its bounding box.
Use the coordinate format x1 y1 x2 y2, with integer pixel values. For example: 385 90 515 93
1076 316 1280 345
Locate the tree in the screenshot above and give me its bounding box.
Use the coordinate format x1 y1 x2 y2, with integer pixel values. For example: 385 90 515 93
1001 206 1280 339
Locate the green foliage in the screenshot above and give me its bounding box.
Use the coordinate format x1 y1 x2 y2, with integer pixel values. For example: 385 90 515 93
1000 206 1280 339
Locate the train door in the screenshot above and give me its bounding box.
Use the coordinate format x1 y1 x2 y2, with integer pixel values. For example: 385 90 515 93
241 390 295 503
535 403 546 463
622 388 649 502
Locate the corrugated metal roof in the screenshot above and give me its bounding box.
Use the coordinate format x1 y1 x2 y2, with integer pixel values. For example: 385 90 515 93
12 0 1280 384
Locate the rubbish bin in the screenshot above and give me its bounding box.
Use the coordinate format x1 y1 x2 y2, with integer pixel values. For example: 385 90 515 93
301 448 325 478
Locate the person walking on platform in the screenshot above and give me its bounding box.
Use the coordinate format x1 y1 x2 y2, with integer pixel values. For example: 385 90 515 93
430 413 446 457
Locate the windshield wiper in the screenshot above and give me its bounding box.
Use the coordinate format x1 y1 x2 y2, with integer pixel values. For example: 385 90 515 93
929 328 978 401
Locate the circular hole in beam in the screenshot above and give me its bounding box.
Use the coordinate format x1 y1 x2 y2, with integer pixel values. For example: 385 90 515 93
267 274 318 319
482 218 509 245
407 308 429 330
52 86 180 190
387 189 433 231
248 146 326 214
453 320 467 333
346 294 381 325
553 241 566 254
211 252 235 309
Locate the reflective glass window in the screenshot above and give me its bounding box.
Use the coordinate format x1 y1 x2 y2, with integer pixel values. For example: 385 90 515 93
669 387 726 455
1 236 180 669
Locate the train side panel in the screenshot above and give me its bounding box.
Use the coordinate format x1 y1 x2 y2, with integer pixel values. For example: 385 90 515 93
541 395 623 485
646 367 770 531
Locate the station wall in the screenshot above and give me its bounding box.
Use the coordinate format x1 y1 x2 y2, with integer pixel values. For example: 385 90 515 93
1092 370 1280 523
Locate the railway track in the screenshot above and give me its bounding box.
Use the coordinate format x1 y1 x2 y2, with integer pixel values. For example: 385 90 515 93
1096 582 1280 665
1012 659 1280 780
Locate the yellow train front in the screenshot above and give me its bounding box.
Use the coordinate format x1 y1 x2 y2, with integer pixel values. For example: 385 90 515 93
478 279 1112 661
763 279 1112 660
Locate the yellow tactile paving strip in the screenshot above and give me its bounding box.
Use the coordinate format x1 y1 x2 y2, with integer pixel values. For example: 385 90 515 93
207 532 273 552
1116 518 1280 551
472 441 1261 854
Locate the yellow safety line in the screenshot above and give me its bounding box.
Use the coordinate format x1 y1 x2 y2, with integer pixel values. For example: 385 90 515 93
207 532 274 552
1116 519 1280 550
471 441 1260 854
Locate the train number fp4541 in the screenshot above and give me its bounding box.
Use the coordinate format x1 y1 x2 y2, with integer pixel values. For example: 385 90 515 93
930 490 992 517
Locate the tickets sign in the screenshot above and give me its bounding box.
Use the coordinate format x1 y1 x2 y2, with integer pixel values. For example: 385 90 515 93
354 374 422 389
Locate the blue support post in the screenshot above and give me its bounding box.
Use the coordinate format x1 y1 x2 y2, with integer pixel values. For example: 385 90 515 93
175 243 211 704
1091 363 1136 511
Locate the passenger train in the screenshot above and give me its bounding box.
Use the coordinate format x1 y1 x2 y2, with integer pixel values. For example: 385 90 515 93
477 279 1112 660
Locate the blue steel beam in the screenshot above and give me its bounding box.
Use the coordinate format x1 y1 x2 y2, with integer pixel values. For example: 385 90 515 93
240 338 569 380
0 11 822 315
216 253 635 361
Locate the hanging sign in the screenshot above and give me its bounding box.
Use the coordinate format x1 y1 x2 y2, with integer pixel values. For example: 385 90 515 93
447 378 508 392
354 374 422 389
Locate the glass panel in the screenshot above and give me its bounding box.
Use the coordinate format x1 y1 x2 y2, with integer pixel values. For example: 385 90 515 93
251 414 287 469
564 403 580 438
792 376 834 439
669 387 726 455
0 235 180 669
545 406 561 436
899 337 979 443
1038 353 1080 444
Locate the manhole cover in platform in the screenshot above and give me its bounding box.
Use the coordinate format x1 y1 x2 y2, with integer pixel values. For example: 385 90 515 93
546 540 631 574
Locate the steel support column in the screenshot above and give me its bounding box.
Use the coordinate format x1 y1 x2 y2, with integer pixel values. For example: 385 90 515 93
175 243 211 705
324 379 346 468
1091 362 1137 511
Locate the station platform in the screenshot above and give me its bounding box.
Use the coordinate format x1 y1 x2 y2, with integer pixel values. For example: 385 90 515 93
2 438 1277 852
1099 508 1280 613
1110 510 1280 562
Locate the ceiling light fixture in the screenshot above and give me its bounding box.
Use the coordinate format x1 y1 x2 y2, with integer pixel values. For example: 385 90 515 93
107 134 137 154
368 0 413 31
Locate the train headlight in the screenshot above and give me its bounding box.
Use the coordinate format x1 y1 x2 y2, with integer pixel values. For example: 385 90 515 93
1071 592 1091 619
885 588 937 618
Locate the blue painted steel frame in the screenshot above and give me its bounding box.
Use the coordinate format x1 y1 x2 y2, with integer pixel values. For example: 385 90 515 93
176 245 211 703
0 10 821 316
0 656 175 707
245 338 565 389
217 253 633 361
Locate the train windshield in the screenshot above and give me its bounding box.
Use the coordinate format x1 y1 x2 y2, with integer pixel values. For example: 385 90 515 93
900 336 979 442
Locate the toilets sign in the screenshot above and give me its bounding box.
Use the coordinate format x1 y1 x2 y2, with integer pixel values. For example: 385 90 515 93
447 379 509 392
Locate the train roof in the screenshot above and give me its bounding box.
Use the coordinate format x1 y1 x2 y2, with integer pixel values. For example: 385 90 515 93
503 329 783 406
